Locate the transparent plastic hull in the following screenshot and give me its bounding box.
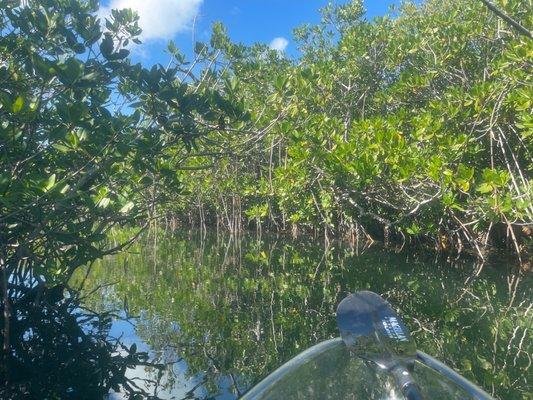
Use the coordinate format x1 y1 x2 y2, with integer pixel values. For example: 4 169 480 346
241 338 494 400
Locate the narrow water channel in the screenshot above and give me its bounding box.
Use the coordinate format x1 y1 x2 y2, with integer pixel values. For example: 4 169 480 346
75 230 531 400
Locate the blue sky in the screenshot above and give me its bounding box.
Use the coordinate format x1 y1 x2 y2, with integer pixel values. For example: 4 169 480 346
98 0 400 65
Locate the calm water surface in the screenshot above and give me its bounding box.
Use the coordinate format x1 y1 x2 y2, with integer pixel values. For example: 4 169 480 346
77 230 531 400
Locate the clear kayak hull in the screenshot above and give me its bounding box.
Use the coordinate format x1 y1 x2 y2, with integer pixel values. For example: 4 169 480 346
241 338 494 400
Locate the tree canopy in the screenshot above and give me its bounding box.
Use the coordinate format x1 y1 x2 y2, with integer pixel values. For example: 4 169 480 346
0 0 244 286
0 0 243 380
171 0 532 262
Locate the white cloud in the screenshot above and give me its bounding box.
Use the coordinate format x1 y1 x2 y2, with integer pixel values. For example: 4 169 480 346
230 6 241 16
99 0 203 41
269 37 289 52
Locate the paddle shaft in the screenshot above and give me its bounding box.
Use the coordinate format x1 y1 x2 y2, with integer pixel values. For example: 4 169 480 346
390 365 424 400
404 383 424 400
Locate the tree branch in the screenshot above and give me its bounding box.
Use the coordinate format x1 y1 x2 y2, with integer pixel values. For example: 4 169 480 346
480 0 532 39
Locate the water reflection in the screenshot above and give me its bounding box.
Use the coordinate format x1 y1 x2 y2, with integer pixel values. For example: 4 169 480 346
0 286 166 400
75 230 530 400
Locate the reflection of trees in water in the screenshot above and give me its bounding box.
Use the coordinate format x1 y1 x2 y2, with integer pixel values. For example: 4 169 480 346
79 231 531 400
0 286 172 400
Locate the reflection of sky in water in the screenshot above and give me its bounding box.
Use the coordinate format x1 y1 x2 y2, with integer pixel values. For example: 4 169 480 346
106 314 240 399
104 315 406 400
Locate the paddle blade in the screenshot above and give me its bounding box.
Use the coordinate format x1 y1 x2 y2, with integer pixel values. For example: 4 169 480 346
336 291 417 368
336 291 376 340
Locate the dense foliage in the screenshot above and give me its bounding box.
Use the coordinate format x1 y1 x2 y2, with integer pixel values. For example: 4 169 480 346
0 0 242 283
173 0 532 261
0 0 242 389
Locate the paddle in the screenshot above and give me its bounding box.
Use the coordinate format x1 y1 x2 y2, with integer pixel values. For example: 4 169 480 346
336 291 424 400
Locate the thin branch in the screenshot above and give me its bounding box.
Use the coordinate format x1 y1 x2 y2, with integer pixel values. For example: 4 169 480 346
480 0 532 39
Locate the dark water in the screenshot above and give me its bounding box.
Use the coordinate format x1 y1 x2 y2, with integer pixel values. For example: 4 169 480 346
74 230 531 400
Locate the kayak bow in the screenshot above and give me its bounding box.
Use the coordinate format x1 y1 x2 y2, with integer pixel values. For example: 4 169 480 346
241 291 494 400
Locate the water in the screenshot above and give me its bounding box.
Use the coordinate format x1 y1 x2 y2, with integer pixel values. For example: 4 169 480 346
74 230 531 400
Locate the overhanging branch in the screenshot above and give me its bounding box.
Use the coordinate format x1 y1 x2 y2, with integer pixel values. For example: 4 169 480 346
480 0 532 39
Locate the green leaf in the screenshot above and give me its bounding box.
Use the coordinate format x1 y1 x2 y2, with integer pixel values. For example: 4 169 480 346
52 143 71 153
116 49 130 59
57 58 84 83
457 164 474 181
59 183 70 194
119 201 135 214
43 174 56 192
406 223 421 235
12 96 24 113
167 41 178 54
476 356 492 371
100 34 114 58
81 72 99 81
97 197 111 208
476 183 493 194
461 359 473 371
194 41 207 55
65 58 83 81
67 131 79 148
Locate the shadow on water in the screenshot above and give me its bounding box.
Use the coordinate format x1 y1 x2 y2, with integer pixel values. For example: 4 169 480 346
0 285 171 399
2 230 531 399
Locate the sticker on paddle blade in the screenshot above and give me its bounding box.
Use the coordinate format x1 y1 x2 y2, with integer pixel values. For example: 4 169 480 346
379 316 409 342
